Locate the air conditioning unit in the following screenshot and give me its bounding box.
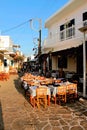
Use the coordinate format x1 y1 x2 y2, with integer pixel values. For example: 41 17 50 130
83 21 87 27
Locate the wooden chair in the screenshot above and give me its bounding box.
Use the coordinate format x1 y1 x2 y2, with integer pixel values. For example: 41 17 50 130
35 87 47 109
3 73 9 80
55 86 66 105
73 83 78 98
66 83 77 102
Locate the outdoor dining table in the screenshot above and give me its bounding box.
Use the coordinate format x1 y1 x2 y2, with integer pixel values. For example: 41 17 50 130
48 81 77 97
29 85 51 108
21 73 77 105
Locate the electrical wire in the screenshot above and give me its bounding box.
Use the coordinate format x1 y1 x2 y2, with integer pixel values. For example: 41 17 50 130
1 19 30 34
1 1 60 34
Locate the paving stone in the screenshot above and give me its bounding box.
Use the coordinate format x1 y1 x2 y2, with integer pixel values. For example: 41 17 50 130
50 120 60 126
80 120 87 129
70 126 83 130
51 126 62 130
35 121 48 130
62 126 70 130
82 111 87 116
59 119 68 126
43 124 52 130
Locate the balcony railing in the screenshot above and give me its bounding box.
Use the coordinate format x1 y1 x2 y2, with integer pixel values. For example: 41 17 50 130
43 21 86 49
83 20 87 27
60 26 75 41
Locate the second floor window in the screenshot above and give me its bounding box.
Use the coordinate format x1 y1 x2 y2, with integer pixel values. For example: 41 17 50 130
83 12 87 21
60 19 75 41
60 25 65 40
83 12 87 26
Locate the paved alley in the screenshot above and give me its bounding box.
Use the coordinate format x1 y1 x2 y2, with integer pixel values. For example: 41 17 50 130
0 74 87 130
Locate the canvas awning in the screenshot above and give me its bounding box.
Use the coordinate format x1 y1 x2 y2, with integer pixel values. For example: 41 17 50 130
4 55 13 60
43 37 83 54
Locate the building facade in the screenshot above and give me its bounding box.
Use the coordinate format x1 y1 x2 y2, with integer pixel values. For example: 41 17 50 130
0 36 16 72
42 0 87 76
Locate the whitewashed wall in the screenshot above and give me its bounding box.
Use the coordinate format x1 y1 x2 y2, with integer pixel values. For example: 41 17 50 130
43 1 87 72
44 3 87 51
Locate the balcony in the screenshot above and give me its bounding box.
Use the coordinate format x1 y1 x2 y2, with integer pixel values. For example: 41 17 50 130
60 26 75 41
0 46 15 54
43 26 75 49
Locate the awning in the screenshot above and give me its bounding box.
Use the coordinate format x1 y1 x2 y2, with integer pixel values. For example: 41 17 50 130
4 55 13 60
43 38 83 54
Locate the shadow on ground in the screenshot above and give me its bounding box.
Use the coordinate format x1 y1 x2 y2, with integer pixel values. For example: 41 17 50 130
0 101 4 130
13 76 25 97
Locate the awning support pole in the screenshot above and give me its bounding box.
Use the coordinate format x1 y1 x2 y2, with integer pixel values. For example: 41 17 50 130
83 32 86 97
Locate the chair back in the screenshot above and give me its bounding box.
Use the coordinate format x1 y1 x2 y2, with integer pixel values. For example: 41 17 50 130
57 85 67 103
57 86 66 95
36 87 47 98
66 84 77 94
36 87 47 108
66 83 77 101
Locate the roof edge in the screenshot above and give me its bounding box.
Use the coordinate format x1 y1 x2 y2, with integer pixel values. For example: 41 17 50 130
45 0 73 27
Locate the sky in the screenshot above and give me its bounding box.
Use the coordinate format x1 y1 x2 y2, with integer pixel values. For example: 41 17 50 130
0 0 69 56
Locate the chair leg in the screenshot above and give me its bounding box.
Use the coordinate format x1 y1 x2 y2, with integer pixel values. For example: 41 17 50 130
37 98 40 109
48 95 50 106
54 96 56 105
44 98 47 108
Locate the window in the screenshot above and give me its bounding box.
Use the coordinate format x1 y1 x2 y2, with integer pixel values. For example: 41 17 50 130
60 24 65 40
4 59 7 67
66 26 75 39
11 60 13 66
83 12 87 27
66 19 75 28
60 31 65 40
60 25 64 31
66 19 75 39
83 12 87 21
60 19 75 40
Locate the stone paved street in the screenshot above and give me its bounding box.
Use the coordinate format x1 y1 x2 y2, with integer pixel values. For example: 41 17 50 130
0 74 87 130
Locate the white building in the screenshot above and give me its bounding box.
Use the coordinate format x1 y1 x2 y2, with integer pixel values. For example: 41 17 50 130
0 36 15 72
42 0 87 74
41 0 87 97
